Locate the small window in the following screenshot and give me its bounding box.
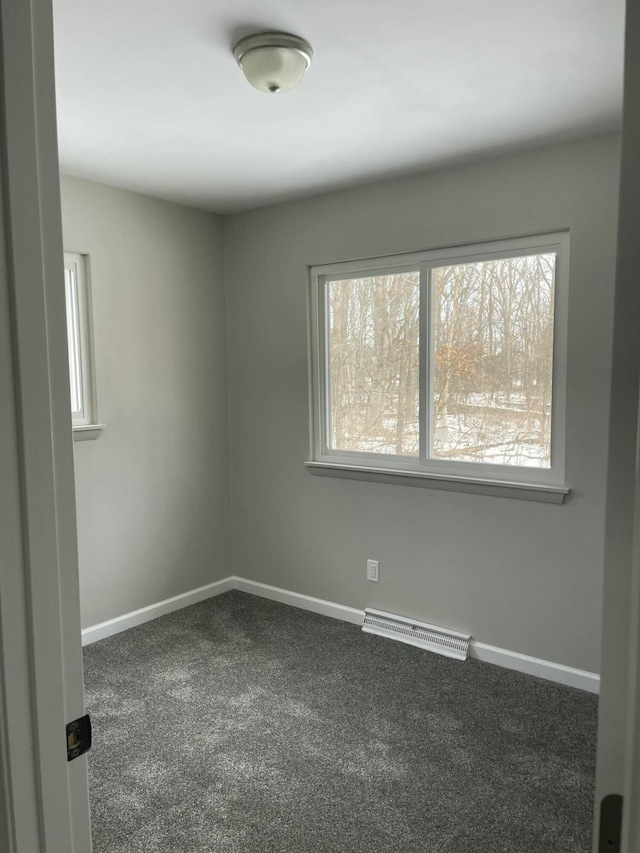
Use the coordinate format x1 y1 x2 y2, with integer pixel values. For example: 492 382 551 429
64 253 97 429
309 233 569 494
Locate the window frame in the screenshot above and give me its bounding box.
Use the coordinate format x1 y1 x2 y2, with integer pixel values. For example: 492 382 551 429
64 252 101 438
308 232 570 499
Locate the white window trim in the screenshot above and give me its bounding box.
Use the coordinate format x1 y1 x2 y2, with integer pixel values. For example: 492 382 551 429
72 423 105 441
64 252 104 441
307 232 570 503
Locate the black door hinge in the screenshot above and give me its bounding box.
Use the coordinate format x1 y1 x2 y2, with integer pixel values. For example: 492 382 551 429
599 794 623 853
66 714 91 761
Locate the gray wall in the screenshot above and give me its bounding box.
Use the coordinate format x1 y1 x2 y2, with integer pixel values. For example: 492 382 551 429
60 176 231 629
224 135 620 674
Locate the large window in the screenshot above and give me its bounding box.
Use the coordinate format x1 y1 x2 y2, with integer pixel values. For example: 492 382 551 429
309 233 569 495
64 252 99 434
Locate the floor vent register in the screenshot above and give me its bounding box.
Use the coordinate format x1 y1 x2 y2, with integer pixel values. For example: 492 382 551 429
362 608 471 660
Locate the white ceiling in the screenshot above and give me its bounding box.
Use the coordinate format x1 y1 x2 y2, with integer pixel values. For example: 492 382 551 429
52 0 625 214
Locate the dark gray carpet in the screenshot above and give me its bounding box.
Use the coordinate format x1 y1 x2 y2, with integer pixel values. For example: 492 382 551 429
84 591 597 852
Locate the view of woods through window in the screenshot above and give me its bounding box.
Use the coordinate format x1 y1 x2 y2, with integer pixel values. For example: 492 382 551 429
329 272 420 456
327 252 556 467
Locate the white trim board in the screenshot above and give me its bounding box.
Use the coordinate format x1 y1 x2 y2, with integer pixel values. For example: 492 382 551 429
469 641 599 694
81 577 235 645
232 577 363 625
81 575 599 693
235 578 599 694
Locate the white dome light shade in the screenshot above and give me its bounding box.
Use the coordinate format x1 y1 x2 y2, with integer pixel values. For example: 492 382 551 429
233 33 314 94
240 46 307 94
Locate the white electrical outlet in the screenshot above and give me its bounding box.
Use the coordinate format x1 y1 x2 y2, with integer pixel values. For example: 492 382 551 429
366 559 379 582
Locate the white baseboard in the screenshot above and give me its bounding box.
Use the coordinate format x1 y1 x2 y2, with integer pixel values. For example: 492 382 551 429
232 577 364 625
469 641 599 694
235 579 599 694
82 575 600 693
81 577 235 645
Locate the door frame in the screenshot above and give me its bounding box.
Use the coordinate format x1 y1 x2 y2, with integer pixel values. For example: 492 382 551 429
615 4 640 847
0 0 639 852
0 0 91 850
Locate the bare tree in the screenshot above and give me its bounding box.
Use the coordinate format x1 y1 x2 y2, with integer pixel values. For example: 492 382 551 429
328 253 555 468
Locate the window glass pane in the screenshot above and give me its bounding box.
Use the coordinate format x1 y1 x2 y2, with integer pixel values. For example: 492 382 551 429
432 253 555 467
65 266 83 416
328 272 420 456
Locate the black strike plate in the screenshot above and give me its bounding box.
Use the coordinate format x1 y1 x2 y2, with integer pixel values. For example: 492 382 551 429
599 794 623 853
66 714 92 762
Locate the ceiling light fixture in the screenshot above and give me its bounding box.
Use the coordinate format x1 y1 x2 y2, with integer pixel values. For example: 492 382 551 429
233 32 314 94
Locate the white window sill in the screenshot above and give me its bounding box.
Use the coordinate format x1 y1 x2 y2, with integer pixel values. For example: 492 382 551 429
73 424 105 442
305 461 569 504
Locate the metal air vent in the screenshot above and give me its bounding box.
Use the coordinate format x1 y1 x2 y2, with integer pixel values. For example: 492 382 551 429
363 608 471 660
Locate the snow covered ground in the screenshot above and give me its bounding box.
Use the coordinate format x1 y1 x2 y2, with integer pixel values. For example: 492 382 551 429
333 392 550 467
